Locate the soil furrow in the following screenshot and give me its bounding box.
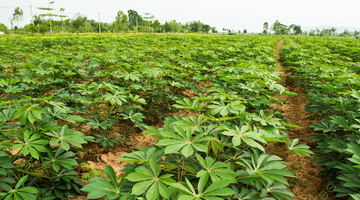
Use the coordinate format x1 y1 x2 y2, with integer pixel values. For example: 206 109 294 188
266 39 335 200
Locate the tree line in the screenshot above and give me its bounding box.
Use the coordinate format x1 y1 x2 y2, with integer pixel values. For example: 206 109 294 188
0 4 217 35
0 4 359 37
262 20 359 37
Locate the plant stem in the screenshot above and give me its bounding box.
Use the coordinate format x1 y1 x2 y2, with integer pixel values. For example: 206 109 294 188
224 145 250 163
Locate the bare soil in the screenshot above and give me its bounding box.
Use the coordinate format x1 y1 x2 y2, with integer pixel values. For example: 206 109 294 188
266 39 336 199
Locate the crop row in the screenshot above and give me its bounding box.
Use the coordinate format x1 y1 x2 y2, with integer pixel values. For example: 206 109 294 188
0 35 308 200
281 36 360 199
294 36 360 63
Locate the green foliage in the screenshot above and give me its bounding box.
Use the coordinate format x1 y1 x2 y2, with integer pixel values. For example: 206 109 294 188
81 165 131 200
0 175 39 200
0 34 311 200
0 23 9 34
12 130 48 160
72 13 87 33
281 35 360 198
45 124 91 151
126 158 176 199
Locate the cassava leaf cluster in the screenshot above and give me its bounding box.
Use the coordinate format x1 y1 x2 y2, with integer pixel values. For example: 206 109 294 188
0 34 316 199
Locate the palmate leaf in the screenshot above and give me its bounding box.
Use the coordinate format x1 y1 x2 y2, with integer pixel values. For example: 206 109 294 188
81 165 131 200
202 137 224 156
0 108 16 122
3 85 23 94
95 133 118 149
236 150 295 185
45 125 92 151
221 125 266 152
156 126 213 157
207 100 245 117
142 125 168 138
173 114 207 131
12 130 49 160
14 103 44 124
330 115 352 130
230 187 261 200
103 92 127 106
171 178 236 200
262 181 294 200
345 143 360 168
86 118 112 130
121 110 145 124
126 158 175 200
173 98 207 112
143 67 162 78
251 110 281 127
0 151 14 175
61 114 87 123
286 139 313 157
129 94 147 105
195 154 237 182
0 177 16 192
309 119 339 133
42 148 77 172
0 175 39 200
45 101 70 114
119 71 141 82
116 146 163 162
334 164 360 196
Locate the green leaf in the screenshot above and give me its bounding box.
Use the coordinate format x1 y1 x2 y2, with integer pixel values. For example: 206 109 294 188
131 180 154 195
203 179 235 194
146 182 159 200
104 165 117 186
126 172 153 182
287 139 313 157
158 181 171 199
15 175 28 189
181 144 194 158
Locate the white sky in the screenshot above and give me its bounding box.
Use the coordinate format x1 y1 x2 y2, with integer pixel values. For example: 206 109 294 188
0 0 359 33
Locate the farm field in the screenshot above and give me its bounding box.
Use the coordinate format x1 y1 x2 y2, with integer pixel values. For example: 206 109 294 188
0 34 359 200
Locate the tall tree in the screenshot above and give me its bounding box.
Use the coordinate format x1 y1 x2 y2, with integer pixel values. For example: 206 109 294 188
71 13 87 33
143 13 155 33
115 11 128 33
33 15 43 26
59 8 67 32
211 27 217 34
262 22 268 35
37 0 58 34
153 20 160 32
331 27 337 36
0 23 8 34
271 20 287 35
341 29 351 37
128 9 142 31
189 21 201 33
201 24 211 33
292 25 302 35
164 21 171 32
354 30 360 38
12 7 24 28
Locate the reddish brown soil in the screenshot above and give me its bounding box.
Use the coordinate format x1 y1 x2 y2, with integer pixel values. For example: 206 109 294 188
266 39 336 199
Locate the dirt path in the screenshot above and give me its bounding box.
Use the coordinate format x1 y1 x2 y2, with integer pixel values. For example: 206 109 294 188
266 39 335 200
